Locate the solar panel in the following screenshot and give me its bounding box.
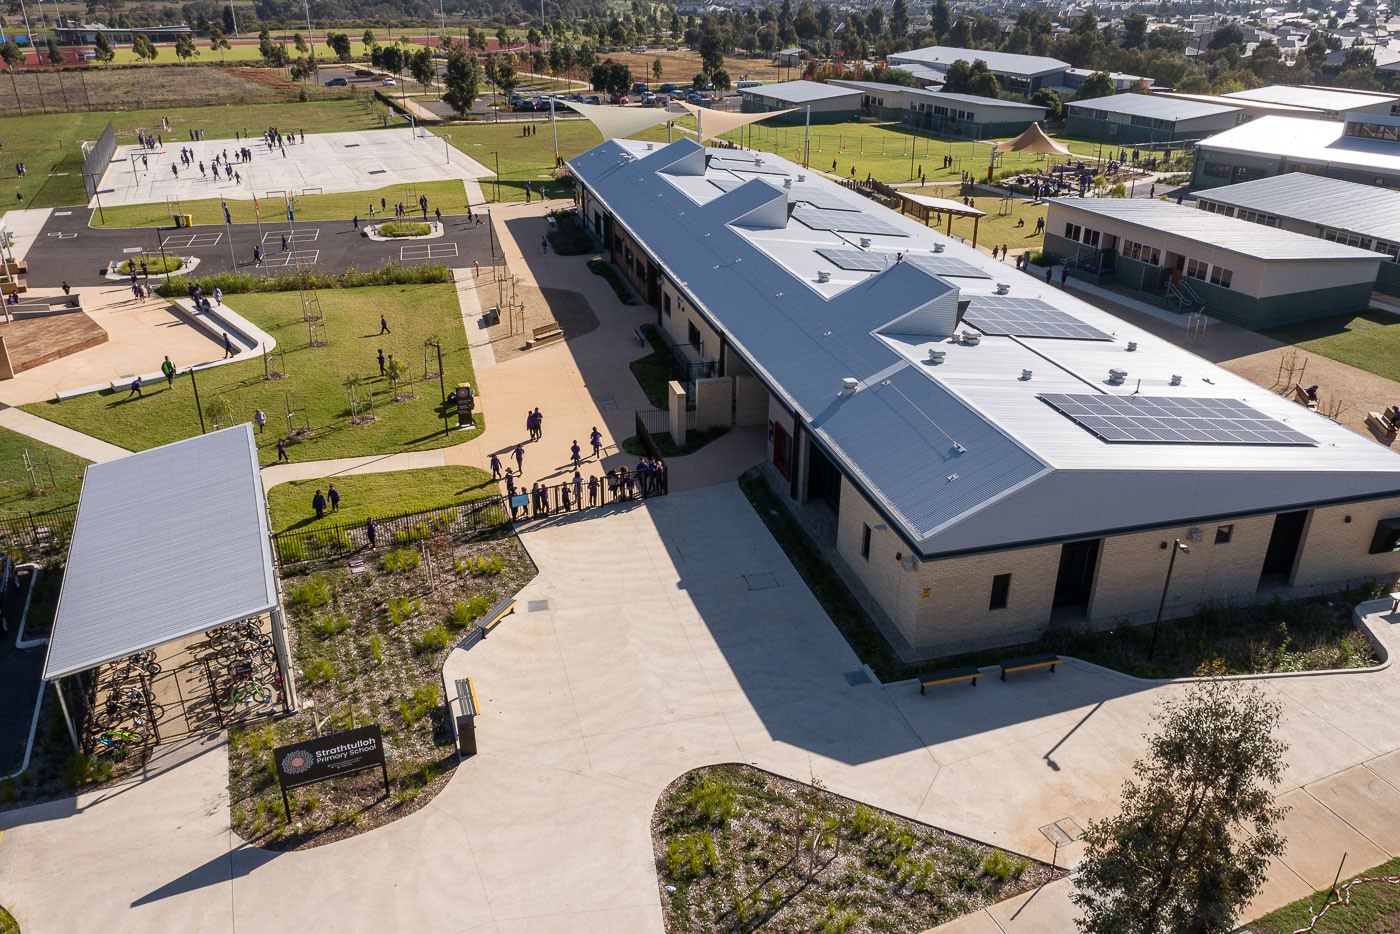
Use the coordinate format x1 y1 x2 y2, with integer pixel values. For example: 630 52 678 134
815 248 891 272
963 295 1112 341
904 254 993 280
1040 394 1316 445
792 206 908 237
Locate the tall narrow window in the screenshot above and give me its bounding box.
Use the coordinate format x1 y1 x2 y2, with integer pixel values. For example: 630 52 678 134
990 573 1012 610
861 524 872 560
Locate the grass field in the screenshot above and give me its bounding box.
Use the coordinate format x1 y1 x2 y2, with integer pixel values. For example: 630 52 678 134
22 283 480 465
911 185 1048 252
1265 311 1400 384
267 465 495 532
447 121 603 201
0 97 391 212
603 48 785 83
0 427 89 520
93 179 472 227
1246 855 1400 932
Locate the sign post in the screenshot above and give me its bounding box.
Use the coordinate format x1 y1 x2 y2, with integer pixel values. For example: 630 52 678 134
272 724 390 822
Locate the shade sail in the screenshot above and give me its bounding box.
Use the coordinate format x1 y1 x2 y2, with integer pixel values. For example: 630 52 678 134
675 102 796 142
993 123 1072 156
567 102 677 140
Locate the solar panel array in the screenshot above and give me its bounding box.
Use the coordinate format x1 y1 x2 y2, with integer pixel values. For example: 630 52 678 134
792 206 908 237
904 254 993 280
815 248 891 272
962 295 1112 341
1039 394 1316 445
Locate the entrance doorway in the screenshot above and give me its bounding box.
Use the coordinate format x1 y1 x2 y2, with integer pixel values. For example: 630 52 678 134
1260 510 1308 588
806 444 842 516
1053 538 1100 612
772 422 792 480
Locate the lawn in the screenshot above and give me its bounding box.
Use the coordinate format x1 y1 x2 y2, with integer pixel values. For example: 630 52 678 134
94 179 473 228
0 97 390 212
0 427 88 520
655 764 1054 932
1246 855 1400 933
266 465 496 533
22 282 481 466
0 903 16 934
629 324 674 408
910 185 1048 253
1265 311 1400 384
446 121 602 202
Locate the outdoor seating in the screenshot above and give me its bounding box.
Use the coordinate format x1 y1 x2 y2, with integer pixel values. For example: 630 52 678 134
527 322 564 347
999 654 1060 681
1367 406 1399 440
479 596 518 638
918 666 982 694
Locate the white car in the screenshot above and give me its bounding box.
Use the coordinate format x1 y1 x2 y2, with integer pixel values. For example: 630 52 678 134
382 77 397 86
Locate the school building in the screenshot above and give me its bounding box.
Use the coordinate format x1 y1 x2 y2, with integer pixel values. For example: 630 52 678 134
1191 111 1400 190
737 80 861 123
1065 94 1246 144
823 80 1046 137
1192 172 1400 296
567 137 1400 658
1041 197 1384 328
887 46 1070 94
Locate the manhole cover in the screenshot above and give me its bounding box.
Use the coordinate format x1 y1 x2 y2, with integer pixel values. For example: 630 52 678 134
368 169 387 175
743 572 778 591
1038 817 1083 848
843 669 871 686
527 599 549 612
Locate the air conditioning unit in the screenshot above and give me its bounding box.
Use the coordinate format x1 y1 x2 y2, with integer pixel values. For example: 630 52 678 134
840 377 859 395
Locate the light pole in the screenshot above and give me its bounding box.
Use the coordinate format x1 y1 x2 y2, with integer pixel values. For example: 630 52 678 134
443 131 451 164
187 366 207 433
1148 539 1190 660
491 150 500 202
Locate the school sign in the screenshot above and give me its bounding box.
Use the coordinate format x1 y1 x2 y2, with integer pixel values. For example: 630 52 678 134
272 724 390 819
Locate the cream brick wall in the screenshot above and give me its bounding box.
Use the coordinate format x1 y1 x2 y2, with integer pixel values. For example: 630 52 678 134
835 478 913 631
658 278 721 357
912 543 1062 651
693 377 733 431
1295 496 1400 588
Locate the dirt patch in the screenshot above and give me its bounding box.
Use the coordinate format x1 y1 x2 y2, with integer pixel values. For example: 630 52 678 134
480 284 599 364
0 65 339 114
603 48 786 84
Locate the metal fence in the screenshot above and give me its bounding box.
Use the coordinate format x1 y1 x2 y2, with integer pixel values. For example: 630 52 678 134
0 505 79 560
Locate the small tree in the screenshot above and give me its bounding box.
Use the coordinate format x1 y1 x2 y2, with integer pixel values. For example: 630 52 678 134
651 56 663 81
1072 674 1288 934
442 48 481 116
208 28 230 62
206 394 235 430
409 46 434 89
1074 70 1116 101
362 29 375 51
46 39 66 67
174 33 198 63
94 33 117 65
293 32 308 54
711 67 730 91
327 31 351 62
0 41 23 72
380 44 404 76
132 34 158 62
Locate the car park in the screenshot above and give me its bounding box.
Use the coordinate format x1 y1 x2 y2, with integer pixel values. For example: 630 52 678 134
632 82 649 94
354 68 374 77
609 92 629 104
324 76 349 86
382 77 397 86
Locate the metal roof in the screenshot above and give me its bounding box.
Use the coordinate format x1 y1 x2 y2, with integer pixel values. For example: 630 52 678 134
1195 172 1400 244
570 138 1400 556
1067 93 1242 121
43 426 279 680
1050 197 1385 261
1224 85 1400 112
912 87 1048 113
887 62 945 84
1197 115 1400 176
890 46 1069 78
737 80 861 104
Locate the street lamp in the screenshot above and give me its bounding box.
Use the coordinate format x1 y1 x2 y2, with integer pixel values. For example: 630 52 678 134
1147 539 1190 660
490 150 501 202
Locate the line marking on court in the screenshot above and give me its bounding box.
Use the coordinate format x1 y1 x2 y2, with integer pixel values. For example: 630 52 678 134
400 243 459 260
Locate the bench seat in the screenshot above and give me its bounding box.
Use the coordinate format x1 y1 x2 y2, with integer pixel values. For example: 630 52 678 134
919 665 981 693
999 653 1060 680
480 597 517 636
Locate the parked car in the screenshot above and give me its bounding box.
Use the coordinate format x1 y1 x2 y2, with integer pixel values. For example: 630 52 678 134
585 95 602 105
609 92 629 104
513 98 536 111
568 93 584 102
324 76 349 86
508 94 527 107
695 80 715 91
659 82 678 93
685 91 704 104
354 68 374 77
382 77 397 86
632 81 649 94
654 93 671 107
641 91 656 104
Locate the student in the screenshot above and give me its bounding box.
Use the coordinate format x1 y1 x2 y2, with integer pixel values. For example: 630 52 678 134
213 287 223 305
379 315 390 335
587 474 599 506
366 516 379 549
489 453 502 479
378 348 386 376
572 471 583 507
312 489 327 520
570 440 581 468
531 407 543 440
128 376 143 398
223 332 235 359
590 427 603 460
328 484 340 512
513 443 525 471
161 355 176 387
277 438 290 462
254 408 267 433
504 468 516 496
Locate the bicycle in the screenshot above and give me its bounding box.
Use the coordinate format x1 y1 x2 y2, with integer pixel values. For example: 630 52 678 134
107 691 165 723
91 728 143 759
228 675 275 708
124 651 161 677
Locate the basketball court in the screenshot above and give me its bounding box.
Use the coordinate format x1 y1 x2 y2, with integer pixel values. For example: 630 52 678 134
94 129 494 208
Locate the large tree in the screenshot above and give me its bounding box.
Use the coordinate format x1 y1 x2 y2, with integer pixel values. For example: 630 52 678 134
1073 70 1116 100
132 33 158 62
94 32 117 64
409 46 435 89
1072 676 1288 934
442 48 480 116
327 31 351 62
174 33 198 63
941 58 999 98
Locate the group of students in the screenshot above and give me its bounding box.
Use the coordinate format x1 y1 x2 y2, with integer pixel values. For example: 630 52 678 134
500 457 668 520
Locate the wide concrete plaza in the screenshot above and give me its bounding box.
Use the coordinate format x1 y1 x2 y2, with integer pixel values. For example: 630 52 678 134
96 129 493 207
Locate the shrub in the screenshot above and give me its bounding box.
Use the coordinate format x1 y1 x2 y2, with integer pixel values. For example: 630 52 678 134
681 775 737 826
61 753 114 789
287 577 331 611
414 624 452 653
312 613 351 639
665 832 718 879
0 777 17 803
303 656 337 682
380 548 420 574
369 634 383 663
387 596 420 626
157 262 449 297
587 258 637 305
398 683 440 725
981 848 1026 882
377 221 431 237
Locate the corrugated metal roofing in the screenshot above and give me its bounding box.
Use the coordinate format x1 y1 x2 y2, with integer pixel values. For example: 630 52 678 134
1225 85 1400 112
42 426 278 680
1195 172 1400 243
1052 197 1384 260
1197 115 1400 176
890 46 1069 77
911 87 1048 113
738 80 861 104
1067 93 1241 121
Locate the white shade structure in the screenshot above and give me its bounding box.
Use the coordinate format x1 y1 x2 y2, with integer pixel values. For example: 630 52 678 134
674 102 797 142
567 102 678 140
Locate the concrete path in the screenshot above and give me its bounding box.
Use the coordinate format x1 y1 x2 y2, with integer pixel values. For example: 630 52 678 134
2 207 53 263
7 485 1400 932
0 406 128 462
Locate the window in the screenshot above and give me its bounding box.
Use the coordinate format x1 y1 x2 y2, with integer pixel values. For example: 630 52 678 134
1082 228 1101 248
1322 227 1369 249
624 246 634 265
989 573 1011 611
1374 239 1400 263
1121 240 1161 265
1185 258 1209 280
687 320 702 353
1209 266 1233 289
1202 161 1233 179
663 293 672 317
1238 209 1278 227
1064 222 1082 242
1215 524 1233 544
861 523 872 560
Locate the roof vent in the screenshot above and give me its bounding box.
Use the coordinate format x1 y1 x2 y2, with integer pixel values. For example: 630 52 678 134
928 348 946 364
962 331 981 346
784 177 793 189
797 173 806 182
1170 374 1183 386
1020 369 1033 381
995 282 1010 295
933 243 946 253
840 377 859 395
816 270 832 283
1108 368 1128 385
755 157 765 166
859 237 871 248
646 142 655 151
1126 341 1138 352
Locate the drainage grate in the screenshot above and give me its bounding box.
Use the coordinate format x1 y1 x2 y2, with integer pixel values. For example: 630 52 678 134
527 599 550 612
842 668 871 686
743 572 779 591
368 169 387 175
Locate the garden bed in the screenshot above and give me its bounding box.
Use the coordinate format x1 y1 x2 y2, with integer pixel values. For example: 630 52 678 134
545 209 597 256
227 526 535 850
109 254 186 277
654 764 1055 932
375 221 432 238
587 258 637 305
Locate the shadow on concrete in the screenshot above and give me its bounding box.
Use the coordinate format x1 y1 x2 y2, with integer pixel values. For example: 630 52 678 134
131 843 280 907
